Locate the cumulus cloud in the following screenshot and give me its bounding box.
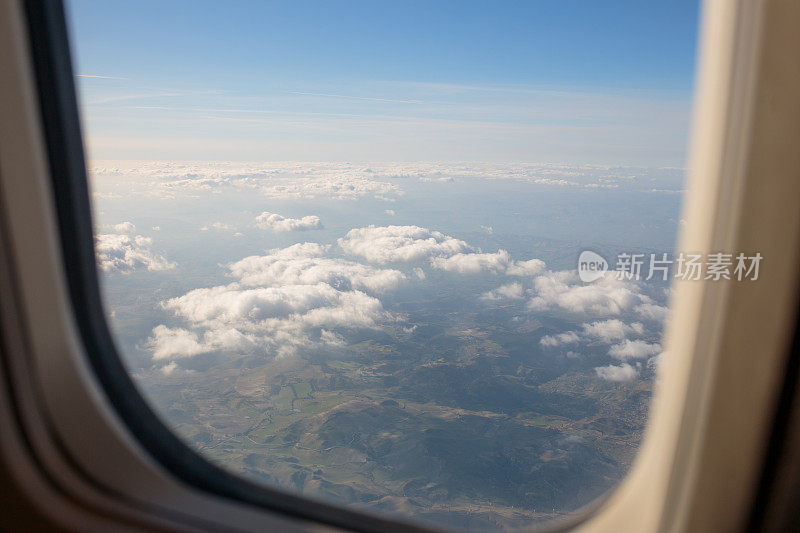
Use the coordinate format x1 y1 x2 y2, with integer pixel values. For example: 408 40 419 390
340 225 545 276
228 243 404 293
528 271 653 317
634 302 670 322
339 225 475 264
163 283 386 331
113 221 135 233
608 340 662 360
431 250 514 274
582 319 645 343
118 162 402 200
539 319 649 350
595 363 639 381
540 331 581 347
89 161 684 202
148 326 209 360
201 221 235 231
95 233 175 273
255 211 322 232
505 258 546 276
481 282 525 301
161 361 178 375
147 243 403 365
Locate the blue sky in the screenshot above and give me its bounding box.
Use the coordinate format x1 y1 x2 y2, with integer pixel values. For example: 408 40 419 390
66 0 700 165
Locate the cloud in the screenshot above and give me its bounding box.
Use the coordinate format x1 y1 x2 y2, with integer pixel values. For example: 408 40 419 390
339 225 475 264
634 302 669 322
228 242 404 293
205 221 235 231
255 211 323 232
595 363 639 381
385 209 396 216
481 282 525 301
147 243 403 364
540 331 581 347
113 221 135 233
505 258 546 277
527 271 653 317
162 283 386 331
340 225 546 275
431 250 514 274
111 162 402 200
538 319 649 350
88 162 685 200
95 233 175 273
582 319 645 343
148 326 208 360
608 340 662 360
161 361 178 375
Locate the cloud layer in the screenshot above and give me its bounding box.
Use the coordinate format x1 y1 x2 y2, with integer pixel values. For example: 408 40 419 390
95 223 175 273
88 161 685 203
339 225 544 276
148 243 404 363
255 211 323 232
482 270 667 381
135 217 669 384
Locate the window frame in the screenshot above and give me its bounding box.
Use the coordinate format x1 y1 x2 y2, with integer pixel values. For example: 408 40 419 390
0 0 798 531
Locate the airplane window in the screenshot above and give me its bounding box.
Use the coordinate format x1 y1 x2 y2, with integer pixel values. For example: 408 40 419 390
65 1 700 529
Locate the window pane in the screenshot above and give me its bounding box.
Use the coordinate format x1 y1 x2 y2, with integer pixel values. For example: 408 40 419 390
66 1 699 529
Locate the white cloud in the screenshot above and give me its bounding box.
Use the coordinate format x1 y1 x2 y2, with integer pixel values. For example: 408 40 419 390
113 221 135 233
505 258 546 277
88 162 685 200
527 271 652 317
582 319 645 343
595 363 639 381
635 302 669 322
540 331 581 347
255 212 322 232
538 319 649 349
385 209 396 216
113 162 402 200
608 340 662 360
647 352 664 372
339 225 475 264
148 326 206 360
431 250 513 274
148 325 255 361
147 243 403 363
201 224 236 231
481 282 525 301
320 329 346 346
228 243 404 293
340 225 546 276
95 233 175 273
163 283 386 331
